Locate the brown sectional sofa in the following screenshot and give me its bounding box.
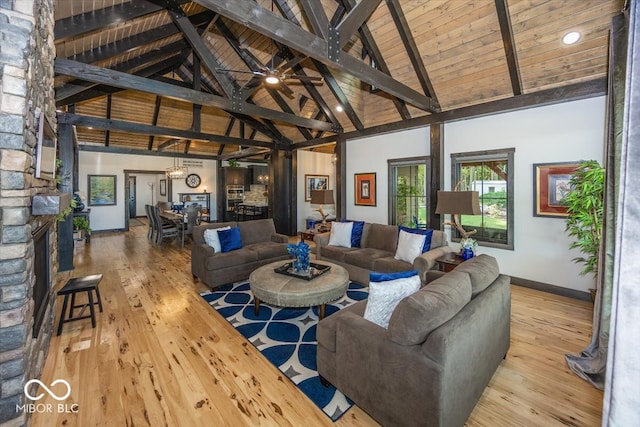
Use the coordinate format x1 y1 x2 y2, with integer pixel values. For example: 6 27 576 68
191 218 290 288
314 223 452 285
317 254 511 427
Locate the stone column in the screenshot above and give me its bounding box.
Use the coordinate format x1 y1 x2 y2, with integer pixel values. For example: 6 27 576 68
0 0 57 425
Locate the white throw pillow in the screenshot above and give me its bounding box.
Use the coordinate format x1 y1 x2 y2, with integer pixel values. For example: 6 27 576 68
364 271 421 329
328 221 353 248
394 230 427 263
203 226 231 253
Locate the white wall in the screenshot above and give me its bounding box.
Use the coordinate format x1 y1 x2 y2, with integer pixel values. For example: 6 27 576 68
346 127 431 223
444 97 606 292
296 150 335 231
78 151 217 231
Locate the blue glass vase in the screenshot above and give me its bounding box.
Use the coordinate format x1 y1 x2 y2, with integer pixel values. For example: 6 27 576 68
461 247 474 261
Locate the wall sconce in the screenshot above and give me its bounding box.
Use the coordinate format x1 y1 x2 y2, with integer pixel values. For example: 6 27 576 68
257 175 269 184
331 152 337 165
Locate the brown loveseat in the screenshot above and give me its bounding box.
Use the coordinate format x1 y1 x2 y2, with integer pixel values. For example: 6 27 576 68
314 223 451 285
191 219 289 288
317 254 511 427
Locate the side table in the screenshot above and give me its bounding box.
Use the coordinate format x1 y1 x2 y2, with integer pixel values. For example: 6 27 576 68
299 229 329 243
436 252 465 272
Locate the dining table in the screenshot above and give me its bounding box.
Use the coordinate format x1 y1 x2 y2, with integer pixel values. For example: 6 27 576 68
159 210 186 245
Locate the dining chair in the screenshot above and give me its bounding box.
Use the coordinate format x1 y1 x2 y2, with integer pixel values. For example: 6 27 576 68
151 206 178 245
144 204 155 241
157 201 172 212
180 206 201 247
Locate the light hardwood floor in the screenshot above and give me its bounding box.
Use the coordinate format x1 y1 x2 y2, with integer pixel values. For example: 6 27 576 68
32 224 603 426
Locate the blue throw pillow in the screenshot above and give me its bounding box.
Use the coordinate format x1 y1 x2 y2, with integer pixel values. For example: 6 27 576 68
398 226 433 252
341 219 365 247
370 270 419 282
218 227 243 253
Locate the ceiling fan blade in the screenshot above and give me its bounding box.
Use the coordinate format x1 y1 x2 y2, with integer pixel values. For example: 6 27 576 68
216 68 266 76
283 75 324 82
277 56 308 73
277 81 295 98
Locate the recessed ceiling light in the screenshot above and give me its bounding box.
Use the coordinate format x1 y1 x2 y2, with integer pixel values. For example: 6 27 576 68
336 105 344 112
562 31 581 45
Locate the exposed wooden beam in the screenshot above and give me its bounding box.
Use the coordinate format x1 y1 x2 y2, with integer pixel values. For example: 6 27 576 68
166 4 237 98
195 0 439 112
298 0 329 39
218 147 270 161
157 139 182 150
105 95 112 146
386 0 438 100
56 41 189 104
295 79 607 147
58 113 273 148
78 144 216 160
148 96 162 149
55 59 338 132
339 0 411 120
495 0 522 95
63 10 214 64
335 0 382 48
55 0 190 41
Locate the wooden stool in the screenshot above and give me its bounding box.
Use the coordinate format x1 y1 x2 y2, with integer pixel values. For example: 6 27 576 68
57 274 103 336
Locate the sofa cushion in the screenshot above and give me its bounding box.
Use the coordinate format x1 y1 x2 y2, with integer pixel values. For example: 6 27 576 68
344 248 392 270
203 226 231 253
388 270 472 345
372 256 413 273
430 229 447 249
363 223 399 252
453 254 500 297
205 248 258 270
398 226 434 252
394 230 427 263
364 271 421 329
320 244 358 263
238 218 276 246
193 222 237 245
245 241 288 259
328 221 354 247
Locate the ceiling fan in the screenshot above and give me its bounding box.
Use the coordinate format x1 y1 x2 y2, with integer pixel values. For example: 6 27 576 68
217 55 323 97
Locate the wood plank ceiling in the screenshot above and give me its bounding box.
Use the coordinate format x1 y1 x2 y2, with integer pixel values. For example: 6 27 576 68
53 0 624 160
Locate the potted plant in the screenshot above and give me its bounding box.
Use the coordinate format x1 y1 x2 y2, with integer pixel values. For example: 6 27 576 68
73 216 92 240
564 160 604 299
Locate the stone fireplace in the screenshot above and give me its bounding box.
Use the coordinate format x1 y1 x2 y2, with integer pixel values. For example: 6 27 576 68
0 0 58 425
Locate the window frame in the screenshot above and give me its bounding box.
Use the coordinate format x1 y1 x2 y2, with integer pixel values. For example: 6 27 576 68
450 148 515 250
387 156 430 227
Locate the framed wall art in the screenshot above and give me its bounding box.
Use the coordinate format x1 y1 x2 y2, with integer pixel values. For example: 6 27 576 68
159 179 167 196
305 174 329 201
88 175 117 206
355 172 376 206
533 162 579 217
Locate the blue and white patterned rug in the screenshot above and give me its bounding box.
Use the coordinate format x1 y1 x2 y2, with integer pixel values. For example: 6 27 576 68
200 281 368 421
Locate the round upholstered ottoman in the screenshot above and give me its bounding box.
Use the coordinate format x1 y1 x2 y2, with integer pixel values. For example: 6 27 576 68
249 260 348 319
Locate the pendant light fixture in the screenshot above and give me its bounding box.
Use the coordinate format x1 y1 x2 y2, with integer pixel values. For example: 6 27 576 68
165 142 188 179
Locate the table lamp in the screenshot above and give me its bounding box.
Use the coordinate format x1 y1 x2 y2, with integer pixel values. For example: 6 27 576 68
310 189 335 231
434 190 481 239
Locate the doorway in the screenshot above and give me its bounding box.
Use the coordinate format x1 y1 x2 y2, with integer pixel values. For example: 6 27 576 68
129 176 137 219
388 156 430 228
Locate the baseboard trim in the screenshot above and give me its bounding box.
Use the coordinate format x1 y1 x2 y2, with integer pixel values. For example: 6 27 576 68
511 276 592 302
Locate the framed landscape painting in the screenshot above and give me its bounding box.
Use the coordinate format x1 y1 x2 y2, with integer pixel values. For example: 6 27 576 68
355 172 376 206
533 162 579 217
305 174 329 201
88 175 117 206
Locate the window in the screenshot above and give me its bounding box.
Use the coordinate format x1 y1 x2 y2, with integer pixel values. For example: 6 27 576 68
388 157 430 228
451 148 514 249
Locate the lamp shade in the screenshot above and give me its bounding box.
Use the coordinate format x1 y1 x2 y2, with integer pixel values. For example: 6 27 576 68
310 189 335 205
435 191 481 215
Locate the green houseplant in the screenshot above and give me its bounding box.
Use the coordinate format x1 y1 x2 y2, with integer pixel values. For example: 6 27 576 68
564 160 605 277
73 216 92 235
